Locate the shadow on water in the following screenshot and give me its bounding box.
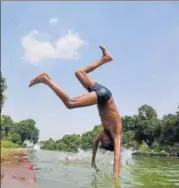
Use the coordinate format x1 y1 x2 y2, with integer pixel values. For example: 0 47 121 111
28 149 179 188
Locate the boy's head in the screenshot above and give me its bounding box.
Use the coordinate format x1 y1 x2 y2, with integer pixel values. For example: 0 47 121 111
100 132 114 151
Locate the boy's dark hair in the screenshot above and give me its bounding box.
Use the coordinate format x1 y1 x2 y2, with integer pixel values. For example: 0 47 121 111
100 142 114 151
99 130 114 151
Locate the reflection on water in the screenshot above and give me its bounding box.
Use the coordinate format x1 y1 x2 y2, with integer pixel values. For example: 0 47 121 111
28 149 179 188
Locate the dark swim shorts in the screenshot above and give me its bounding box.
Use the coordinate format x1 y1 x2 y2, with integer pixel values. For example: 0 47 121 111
88 83 112 105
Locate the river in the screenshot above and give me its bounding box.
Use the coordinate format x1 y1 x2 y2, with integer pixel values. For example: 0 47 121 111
28 149 179 188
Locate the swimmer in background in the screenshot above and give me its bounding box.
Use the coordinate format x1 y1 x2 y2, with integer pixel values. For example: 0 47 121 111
64 156 71 165
29 46 122 181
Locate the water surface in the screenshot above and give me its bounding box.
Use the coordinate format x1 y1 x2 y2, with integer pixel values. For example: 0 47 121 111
28 149 179 188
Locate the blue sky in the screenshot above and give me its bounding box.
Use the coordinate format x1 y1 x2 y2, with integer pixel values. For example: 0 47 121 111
2 2 179 141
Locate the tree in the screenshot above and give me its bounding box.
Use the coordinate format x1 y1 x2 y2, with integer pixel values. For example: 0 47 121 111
122 116 136 132
15 119 39 145
122 130 139 149
1 115 14 138
135 118 162 146
160 112 179 145
138 104 157 120
1 115 14 125
56 134 82 152
41 125 103 152
133 105 161 146
7 133 21 145
40 105 179 153
81 125 103 150
41 138 56 150
0 72 7 110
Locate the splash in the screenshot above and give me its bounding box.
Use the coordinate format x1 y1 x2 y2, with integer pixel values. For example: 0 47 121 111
33 144 40 151
59 148 134 167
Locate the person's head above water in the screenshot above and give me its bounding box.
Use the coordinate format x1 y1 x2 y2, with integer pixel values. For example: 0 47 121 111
99 132 114 152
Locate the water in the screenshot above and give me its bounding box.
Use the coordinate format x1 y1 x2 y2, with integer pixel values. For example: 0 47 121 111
28 149 179 188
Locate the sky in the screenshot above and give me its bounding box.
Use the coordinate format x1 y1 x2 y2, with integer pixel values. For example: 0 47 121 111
1 2 179 141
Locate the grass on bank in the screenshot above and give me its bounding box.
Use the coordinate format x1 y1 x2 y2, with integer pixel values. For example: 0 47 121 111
1 140 20 160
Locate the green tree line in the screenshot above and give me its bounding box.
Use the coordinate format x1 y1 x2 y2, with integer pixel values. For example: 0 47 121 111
0 72 7 110
1 115 40 147
1 73 39 148
41 104 179 154
1 72 178 154
40 125 103 152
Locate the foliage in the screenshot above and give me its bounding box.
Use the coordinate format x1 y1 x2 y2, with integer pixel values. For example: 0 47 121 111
138 104 158 120
1 115 39 146
81 125 103 150
139 141 151 153
43 134 82 152
0 72 7 109
152 140 161 152
160 113 179 145
14 119 39 144
1 74 39 147
41 125 103 152
6 133 22 145
1 148 19 161
1 115 14 138
1 140 19 148
121 116 136 132
122 131 139 149
135 118 162 147
1 71 178 155
41 105 179 154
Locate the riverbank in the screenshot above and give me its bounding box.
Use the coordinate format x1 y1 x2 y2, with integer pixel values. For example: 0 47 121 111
1 148 30 163
1 147 37 188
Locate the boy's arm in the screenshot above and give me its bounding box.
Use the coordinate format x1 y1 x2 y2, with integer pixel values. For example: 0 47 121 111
91 132 102 171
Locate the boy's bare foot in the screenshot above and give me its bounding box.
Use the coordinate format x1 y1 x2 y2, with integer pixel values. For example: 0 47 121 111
29 72 50 87
99 46 113 62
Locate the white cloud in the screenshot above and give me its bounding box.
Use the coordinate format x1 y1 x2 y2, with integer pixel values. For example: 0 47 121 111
21 29 87 65
48 17 59 25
